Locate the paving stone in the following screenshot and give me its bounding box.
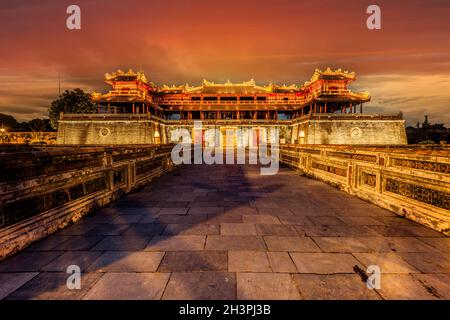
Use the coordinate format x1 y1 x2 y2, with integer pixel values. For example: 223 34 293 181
205 236 266 251
397 253 450 273
3 163 445 300
255 224 299 236
243 214 280 224
193 195 224 202
237 273 301 300
278 216 313 225
162 272 236 300
412 274 450 299
313 237 373 253
158 251 227 272
122 224 166 236
52 236 104 251
77 215 118 224
264 236 321 252
369 225 444 237
339 216 385 226
267 252 297 273
0 273 38 300
221 223 257 235
85 224 130 236
26 236 71 251
83 273 170 300
376 274 441 300
163 224 220 235
418 238 450 252
301 224 379 237
353 253 419 273
91 236 151 251
223 207 258 215
292 274 380 300
290 253 362 274
145 235 205 251
157 214 207 224
139 215 158 223
228 251 271 272
332 207 395 217
159 201 190 208
110 214 144 224
167 194 198 201
42 251 103 272
206 214 242 224
189 207 224 215
6 272 102 300
308 216 345 226
0 252 62 272
257 207 293 216
88 251 164 272
290 207 334 217
56 223 97 236
158 208 188 215
361 237 440 253
371 216 418 226
250 200 282 209
189 201 220 208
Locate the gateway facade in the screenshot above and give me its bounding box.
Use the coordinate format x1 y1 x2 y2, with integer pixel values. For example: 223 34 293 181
57 68 407 145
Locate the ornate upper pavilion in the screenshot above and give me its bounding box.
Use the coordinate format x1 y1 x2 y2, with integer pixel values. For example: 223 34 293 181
92 68 371 120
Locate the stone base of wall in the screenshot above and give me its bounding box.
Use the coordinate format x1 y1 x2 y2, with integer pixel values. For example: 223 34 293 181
57 117 166 145
291 117 407 145
57 113 407 146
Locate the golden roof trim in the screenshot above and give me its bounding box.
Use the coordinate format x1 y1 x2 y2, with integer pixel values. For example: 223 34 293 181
306 67 356 85
105 69 149 84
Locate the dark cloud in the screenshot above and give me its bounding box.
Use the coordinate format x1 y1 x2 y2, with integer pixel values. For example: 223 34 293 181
0 0 449 125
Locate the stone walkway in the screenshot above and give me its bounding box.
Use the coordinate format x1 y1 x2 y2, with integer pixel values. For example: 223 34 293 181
0 164 449 300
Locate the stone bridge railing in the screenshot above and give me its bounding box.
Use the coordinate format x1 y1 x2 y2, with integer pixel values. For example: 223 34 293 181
0 144 174 259
280 144 450 235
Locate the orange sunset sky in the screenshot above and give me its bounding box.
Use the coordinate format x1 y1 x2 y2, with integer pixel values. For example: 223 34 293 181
0 0 450 126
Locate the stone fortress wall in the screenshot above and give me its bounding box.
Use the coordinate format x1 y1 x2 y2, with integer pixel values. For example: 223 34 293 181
292 118 407 145
57 113 408 146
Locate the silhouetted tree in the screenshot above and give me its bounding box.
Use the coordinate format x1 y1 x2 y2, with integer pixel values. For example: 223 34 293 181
26 118 52 131
0 113 20 131
49 88 96 129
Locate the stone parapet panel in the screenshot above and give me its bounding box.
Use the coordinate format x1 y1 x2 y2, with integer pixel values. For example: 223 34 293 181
0 144 174 260
291 118 407 145
280 144 450 235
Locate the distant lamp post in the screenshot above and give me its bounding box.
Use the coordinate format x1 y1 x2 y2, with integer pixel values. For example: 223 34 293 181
0 127 5 144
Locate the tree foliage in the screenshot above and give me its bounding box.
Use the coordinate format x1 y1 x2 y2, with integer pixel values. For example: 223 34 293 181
0 114 19 131
0 114 53 132
49 88 97 129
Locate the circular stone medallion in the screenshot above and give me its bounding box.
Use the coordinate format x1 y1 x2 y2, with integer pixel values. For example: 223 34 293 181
99 127 111 137
350 127 362 139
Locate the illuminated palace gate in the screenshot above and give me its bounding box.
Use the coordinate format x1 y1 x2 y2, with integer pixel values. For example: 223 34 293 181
89 68 372 147
58 67 407 145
